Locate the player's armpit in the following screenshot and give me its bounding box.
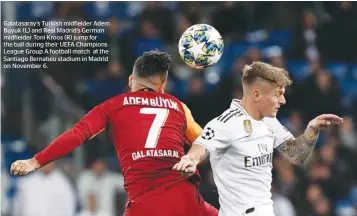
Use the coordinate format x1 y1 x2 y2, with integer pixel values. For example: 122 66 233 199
276 132 318 165
182 103 202 144
34 104 107 166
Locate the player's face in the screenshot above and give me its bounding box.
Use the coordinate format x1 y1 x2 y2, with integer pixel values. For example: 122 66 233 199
260 85 286 118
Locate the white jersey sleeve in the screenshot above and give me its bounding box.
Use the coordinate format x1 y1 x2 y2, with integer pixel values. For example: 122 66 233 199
263 117 294 148
194 119 233 153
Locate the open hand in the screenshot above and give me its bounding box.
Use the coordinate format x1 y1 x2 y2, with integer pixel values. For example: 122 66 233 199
308 114 343 132
173 155 196 177
10 158 40 176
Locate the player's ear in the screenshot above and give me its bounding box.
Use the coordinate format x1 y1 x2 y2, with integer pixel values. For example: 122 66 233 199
252 89 261 102
158 74 167 93
159 80 166 93
128 75 133 88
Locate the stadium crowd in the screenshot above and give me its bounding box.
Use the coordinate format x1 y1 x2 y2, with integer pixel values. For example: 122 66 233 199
2 2 357 216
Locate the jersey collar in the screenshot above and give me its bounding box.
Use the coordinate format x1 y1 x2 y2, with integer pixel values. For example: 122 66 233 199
230 99 262 122
230 99 248 116
230 99 242 107
137 87 156 92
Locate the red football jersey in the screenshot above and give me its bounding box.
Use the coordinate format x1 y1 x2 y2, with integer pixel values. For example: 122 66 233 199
35 90 203 200
106 91 189 198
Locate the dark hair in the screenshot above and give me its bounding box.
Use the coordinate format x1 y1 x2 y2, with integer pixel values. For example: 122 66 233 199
133 50 172 78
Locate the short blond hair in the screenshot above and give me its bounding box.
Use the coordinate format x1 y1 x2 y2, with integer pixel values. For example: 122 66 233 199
242 61 292 87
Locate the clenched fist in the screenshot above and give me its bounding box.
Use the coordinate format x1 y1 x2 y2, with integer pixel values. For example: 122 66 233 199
10 158 41 176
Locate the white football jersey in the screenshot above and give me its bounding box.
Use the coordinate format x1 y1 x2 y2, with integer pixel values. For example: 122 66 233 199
195 99 294 215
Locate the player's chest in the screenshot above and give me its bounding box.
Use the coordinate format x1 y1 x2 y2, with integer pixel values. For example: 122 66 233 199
232 124 275 157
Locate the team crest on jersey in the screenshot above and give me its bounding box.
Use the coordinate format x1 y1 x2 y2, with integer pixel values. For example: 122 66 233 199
243 120 253 134
202 127 215 140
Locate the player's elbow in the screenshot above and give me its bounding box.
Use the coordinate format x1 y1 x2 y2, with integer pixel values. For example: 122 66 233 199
289 158 301 165
288 156 309 166
281 154 302 166
70 126 89 143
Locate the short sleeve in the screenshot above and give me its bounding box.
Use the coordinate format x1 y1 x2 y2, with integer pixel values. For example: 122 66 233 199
264 117 294 148
194 120 234 153
181 102 203 144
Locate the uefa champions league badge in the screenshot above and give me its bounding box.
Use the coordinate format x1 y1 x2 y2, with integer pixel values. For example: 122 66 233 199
243 120 253 134
202 127 215 140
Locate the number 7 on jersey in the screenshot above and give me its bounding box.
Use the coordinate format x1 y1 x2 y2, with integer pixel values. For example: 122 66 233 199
140 108 169 148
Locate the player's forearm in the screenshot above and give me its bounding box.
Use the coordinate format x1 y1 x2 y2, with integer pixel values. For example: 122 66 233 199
277 127 319 165
35 105 106 166
34 124 89 166
187 144 210 166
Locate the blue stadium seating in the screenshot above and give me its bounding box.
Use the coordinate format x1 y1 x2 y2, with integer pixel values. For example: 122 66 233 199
1 136 35 170
287 61 310 83
269 30 291 48
327 62 348 82
83 2 130 20
134 38 165 58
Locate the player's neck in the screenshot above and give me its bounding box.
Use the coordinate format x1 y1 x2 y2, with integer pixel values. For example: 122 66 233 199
131 77 161 92
240 97 263 121
131 84 159 92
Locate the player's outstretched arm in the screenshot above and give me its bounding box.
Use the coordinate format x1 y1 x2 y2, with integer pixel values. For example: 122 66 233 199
10 104 107 176
277 114 343 165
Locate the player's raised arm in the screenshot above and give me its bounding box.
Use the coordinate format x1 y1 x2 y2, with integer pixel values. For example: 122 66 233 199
10 103 108 176
276 114 343 165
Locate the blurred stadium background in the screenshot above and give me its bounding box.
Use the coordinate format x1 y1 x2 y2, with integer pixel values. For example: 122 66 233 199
1 1 357 216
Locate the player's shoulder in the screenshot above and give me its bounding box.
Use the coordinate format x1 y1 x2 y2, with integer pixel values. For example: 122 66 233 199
262 117 283 129
262 117 291 135
97 93 127 110
162 92 182 102
98 91 160 107
262 116 278 123
99 92 127 105
215 106 249 125
161 92 186 112
206 107 249 137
